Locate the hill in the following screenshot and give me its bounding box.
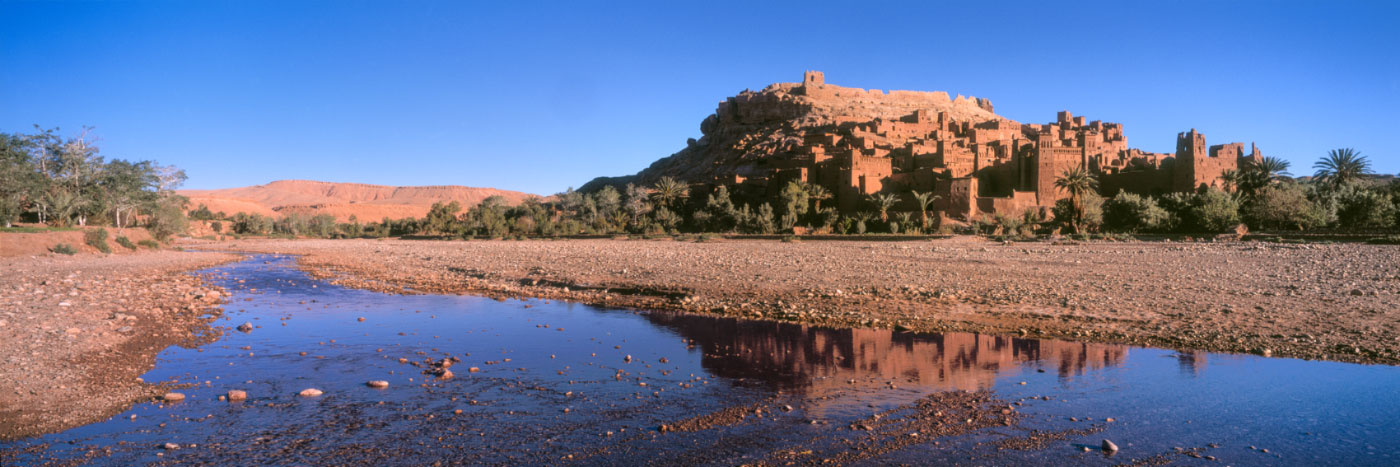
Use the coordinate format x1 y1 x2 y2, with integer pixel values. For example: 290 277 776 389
581 70 1263 218
180 180 539 222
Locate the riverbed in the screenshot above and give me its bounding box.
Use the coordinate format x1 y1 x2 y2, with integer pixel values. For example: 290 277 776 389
2 254 1397 465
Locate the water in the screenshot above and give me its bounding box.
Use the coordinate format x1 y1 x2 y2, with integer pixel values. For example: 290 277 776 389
3 254 1398 465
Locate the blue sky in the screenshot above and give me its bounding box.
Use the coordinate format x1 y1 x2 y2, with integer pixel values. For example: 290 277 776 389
2 1 1396 194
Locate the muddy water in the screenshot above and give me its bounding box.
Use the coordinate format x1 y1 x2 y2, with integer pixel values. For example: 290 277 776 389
3 254 1398 465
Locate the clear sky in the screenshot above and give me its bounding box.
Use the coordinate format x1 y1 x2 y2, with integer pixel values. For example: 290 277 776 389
2 0 1396 194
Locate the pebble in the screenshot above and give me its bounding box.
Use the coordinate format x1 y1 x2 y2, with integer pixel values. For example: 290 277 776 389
366 380 389 388
1101 439 1119 452
236 322 253 332
226 389 247 401
162 392 186 402
162 442 179 450
298 388 323 397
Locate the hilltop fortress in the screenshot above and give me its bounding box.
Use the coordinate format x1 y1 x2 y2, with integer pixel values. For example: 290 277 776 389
587 71 1263 219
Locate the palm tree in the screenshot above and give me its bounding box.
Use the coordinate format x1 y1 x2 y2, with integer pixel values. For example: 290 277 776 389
910 190 941 230
805 184 832 212
1053 165 1099 233
1232 156 1293 200
1313 148 1371 188
870 193 900 222
1256 156 1292 180
650 176 688 211
1219 169 1241 194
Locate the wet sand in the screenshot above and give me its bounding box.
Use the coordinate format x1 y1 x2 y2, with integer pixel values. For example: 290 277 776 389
205 236 1400 364
0 251 239 439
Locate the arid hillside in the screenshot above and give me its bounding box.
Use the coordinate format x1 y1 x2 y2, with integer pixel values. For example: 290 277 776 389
581 71 1001 191
180 180 539 221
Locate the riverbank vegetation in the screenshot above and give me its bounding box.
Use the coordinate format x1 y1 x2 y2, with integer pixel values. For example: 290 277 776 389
201 148 1397 242
0 127 189 240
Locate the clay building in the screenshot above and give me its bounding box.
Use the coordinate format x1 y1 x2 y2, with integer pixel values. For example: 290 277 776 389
719 72 1262 220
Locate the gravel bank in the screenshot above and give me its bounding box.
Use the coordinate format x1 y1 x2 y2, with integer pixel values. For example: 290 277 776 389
206 237 1400 364
0 250 240 439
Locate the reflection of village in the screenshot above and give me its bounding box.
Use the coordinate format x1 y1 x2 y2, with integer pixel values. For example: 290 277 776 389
647 313 1144 414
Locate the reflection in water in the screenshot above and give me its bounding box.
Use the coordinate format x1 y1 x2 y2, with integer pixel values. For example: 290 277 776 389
646 312 1131 396
1176 351 1209 376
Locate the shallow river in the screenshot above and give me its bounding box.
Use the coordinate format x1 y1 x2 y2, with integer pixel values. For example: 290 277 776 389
4 254 1399 465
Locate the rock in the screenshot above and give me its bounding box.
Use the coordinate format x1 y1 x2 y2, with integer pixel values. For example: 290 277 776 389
236 322 253 332
366 380 389 388
298 388 323 397
162 442 180 450
162 392 186 402
357 317 366 322
1350 289 1364 296
1101 439 1119 452
226 390 247 401
437 370 454 380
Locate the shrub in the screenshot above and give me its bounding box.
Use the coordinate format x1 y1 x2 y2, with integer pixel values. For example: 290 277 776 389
1102 191 1168 233
1242 184 1324 231
1051 192 1104 233
1336 188 1396 229
115 235 137 250
84 229 111 253
138 239 160 249
51 243 78 255
1191 189 1240 232
1161 189 1239 233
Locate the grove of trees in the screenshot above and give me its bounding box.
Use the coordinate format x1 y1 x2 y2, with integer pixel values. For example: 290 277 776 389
1 126 190 239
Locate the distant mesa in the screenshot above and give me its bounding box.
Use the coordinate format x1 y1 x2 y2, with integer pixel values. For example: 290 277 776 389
582 70 1264 218
179 180 538 221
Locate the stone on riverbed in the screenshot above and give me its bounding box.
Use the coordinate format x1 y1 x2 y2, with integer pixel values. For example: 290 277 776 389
366 380 389 388
299 388 323 397
162 392 185 402
1101 439 1119 452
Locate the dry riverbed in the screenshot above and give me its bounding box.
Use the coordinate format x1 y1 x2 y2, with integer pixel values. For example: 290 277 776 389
204 237 1400 365
0 250 239 439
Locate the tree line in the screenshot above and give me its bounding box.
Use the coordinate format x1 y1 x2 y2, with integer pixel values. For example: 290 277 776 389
0 126 189 239
203 147 1397 241
1051 149 1398 237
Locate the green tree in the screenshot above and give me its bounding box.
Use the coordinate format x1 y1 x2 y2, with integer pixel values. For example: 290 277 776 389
1102 191 1167 233
869 193 899 223
593 185 621 215
1313 148 1372 189
805 184 832 212
650 177 688 212
146 194 189 241
780 181 810 220
1335 187 1395 229
1163 189 1240 233
910 190 940 230
1052 192 1104 233
1053 165 1099 233
1242 183 1324 230
424 201 463 235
